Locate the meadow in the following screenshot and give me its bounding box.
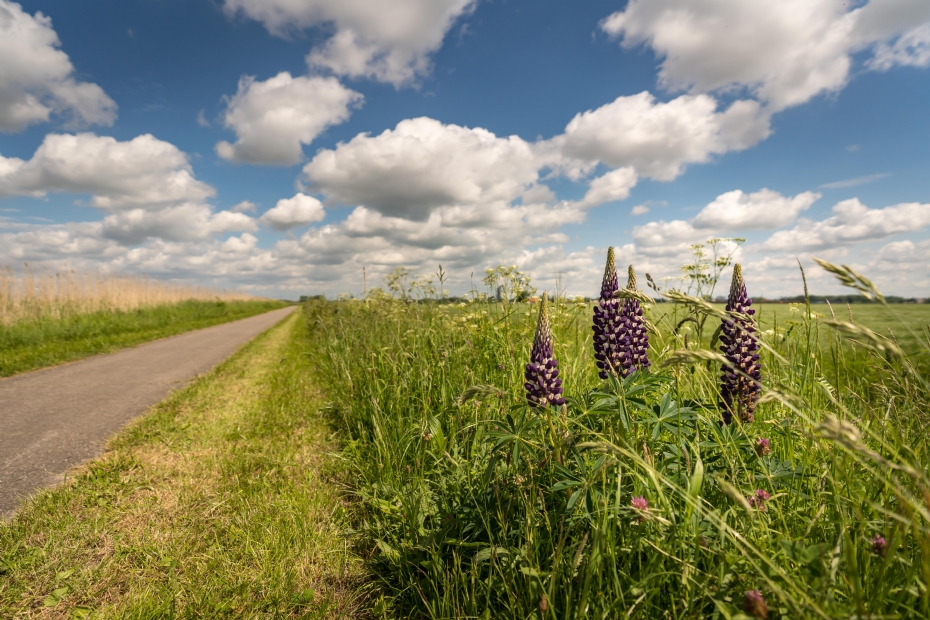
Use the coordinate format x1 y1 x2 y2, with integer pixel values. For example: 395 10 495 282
0 266 285 376
304 258 930 618
3 255 930 619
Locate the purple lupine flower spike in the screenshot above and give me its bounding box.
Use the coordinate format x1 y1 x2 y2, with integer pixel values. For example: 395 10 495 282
593 247 623 379
618 265 650 376
719 264 761 424
525 292 566 408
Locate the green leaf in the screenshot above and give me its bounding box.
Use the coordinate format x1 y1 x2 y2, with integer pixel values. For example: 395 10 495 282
473 546 509 564
43 586 69 607
376 539 401 563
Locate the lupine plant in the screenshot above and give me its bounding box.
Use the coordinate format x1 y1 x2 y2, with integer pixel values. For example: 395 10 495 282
524 292 566 408
719 263 761 423
592 247 622 378
594 253 650 379
307 257 930 619
618 265 650 376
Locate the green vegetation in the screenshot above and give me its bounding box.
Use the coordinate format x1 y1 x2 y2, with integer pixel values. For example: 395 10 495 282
0 312 363 618
0 299 288 377
304 270 930 617
4 248 930 618
654 302 930 376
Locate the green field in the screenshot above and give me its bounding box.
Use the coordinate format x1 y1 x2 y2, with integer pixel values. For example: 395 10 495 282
0 299 289 377
653 301 930 370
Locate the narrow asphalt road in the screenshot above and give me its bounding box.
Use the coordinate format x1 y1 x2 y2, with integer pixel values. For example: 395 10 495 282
0 305 296 516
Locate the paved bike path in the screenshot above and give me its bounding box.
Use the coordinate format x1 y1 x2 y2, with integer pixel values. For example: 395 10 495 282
0 305 296 515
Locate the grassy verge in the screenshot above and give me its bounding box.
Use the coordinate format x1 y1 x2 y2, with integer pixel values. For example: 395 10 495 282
0 310 364 618
305 293 930 618
0 299 289 377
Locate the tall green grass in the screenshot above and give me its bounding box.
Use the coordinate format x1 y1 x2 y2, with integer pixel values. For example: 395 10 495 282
305 279 930 618
0 299 288 376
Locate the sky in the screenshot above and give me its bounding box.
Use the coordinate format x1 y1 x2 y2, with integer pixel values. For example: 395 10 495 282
1 0 929 299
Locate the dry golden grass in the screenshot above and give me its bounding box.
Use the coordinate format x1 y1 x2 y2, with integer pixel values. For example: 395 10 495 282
0 264 258 325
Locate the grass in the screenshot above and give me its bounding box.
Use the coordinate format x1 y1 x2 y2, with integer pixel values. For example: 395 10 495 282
4 267 929 618
0 311 364 618
0 299 289 377
303 285 930 618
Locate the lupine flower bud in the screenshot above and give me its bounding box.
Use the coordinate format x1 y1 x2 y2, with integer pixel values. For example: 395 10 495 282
618 265 650 376
755 438 771 457
525 293 566 408
592 247 623 378
719 264 761 424
870 534 887 557
743 590 768 619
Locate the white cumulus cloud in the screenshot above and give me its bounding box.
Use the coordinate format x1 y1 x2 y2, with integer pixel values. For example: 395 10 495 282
101 204 257 245
230 200 257 213
555 93 770 181
303 117 543 220
692 189 820 229
0 0 116 132
633 188 819 256
221 232 259 253
601 0 930 111
260 193 326 230
576 167 638 208
762 198 930 251
0 133 215 208
0 133 259 250
869 23 930 70
222 0 475 86
216 72 362 165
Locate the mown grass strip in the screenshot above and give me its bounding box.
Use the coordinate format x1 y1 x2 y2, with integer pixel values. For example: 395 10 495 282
0 309 364 618
0 299 289 377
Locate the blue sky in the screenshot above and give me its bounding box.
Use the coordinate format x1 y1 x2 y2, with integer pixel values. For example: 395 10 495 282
1 0 929 298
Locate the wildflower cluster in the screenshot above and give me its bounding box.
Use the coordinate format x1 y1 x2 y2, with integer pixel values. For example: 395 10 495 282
536 253 768 425
592 248 650 380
